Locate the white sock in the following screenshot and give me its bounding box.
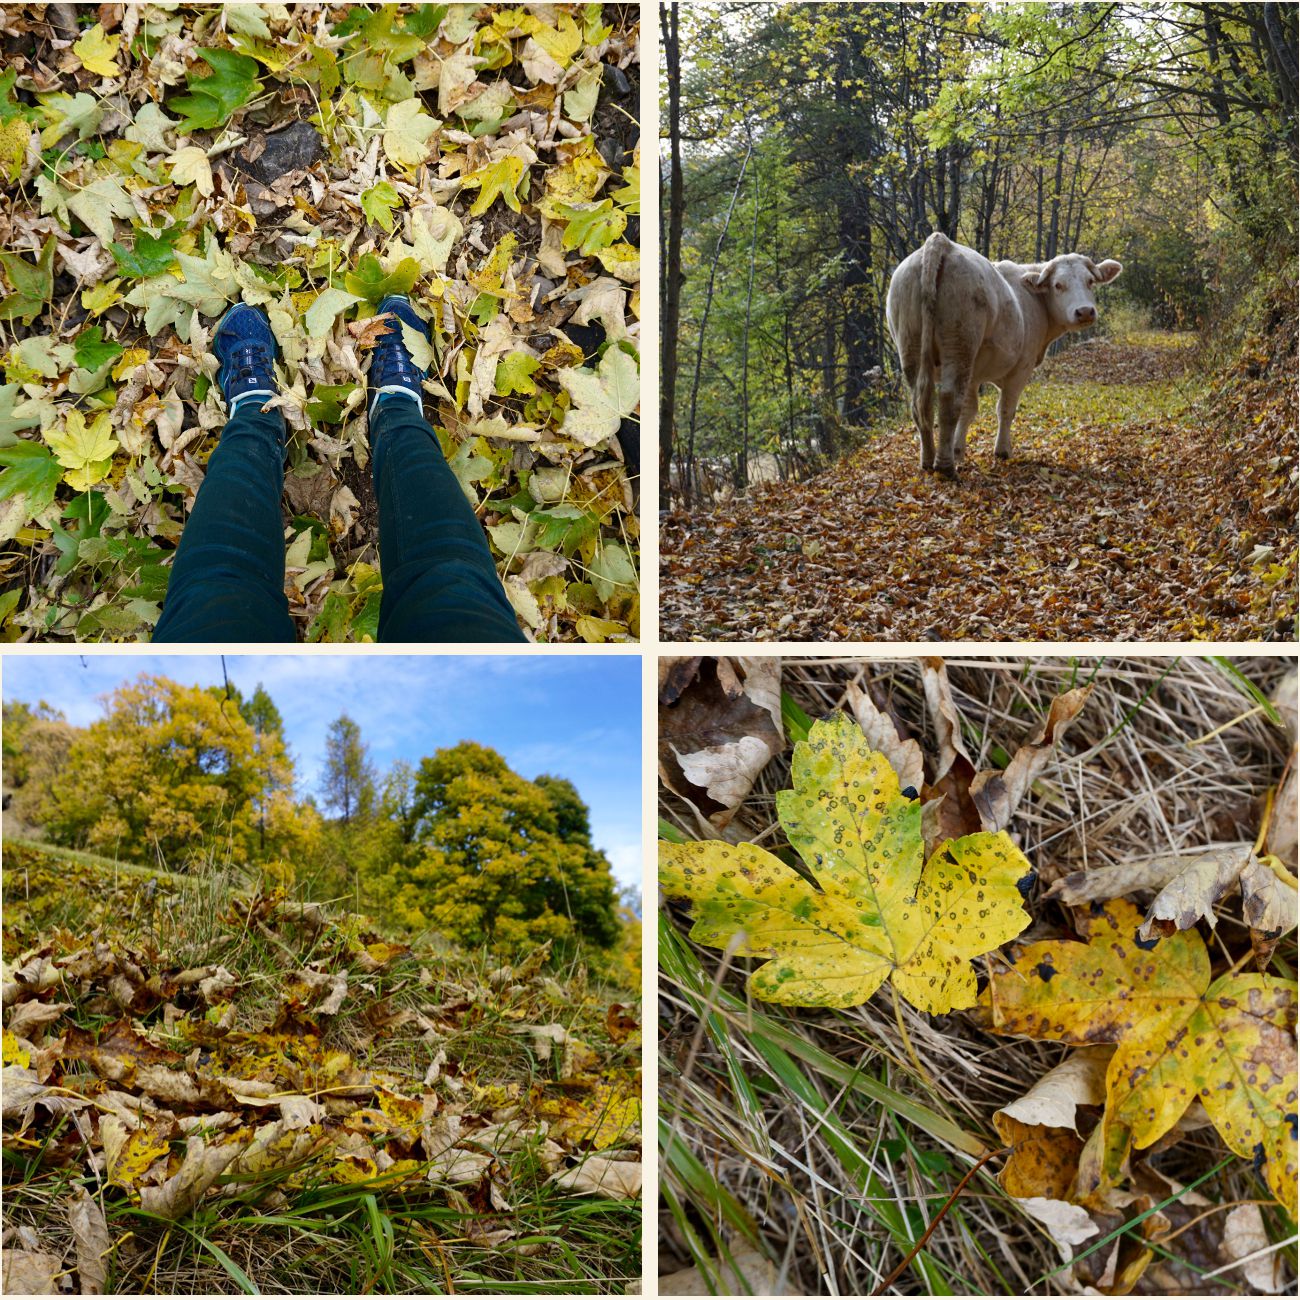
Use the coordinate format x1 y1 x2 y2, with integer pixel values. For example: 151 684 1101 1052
368 386 422 419
229 390 274 415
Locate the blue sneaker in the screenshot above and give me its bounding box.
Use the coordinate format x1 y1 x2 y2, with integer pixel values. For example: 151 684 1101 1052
214 303 279 414
369 295 430 418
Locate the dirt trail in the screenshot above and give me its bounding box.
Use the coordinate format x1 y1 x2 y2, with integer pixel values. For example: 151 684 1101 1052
660 332 1296 642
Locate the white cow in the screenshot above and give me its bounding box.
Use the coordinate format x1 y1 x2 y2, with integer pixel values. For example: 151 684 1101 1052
886 232 1122 477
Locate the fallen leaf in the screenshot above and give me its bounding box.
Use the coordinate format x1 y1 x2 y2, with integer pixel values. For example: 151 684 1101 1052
661 714 1034 1012
658 657 785 829
986 897 1298 1217
68 1187 111 1294
550 1155 641 1198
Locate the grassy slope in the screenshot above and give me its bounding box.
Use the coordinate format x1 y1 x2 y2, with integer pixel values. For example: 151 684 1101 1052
2 840 641 1294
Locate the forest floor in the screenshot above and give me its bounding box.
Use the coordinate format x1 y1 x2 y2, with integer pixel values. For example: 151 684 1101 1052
0 5 640 643
2 839 641 1294
658 655 1297 1297
659 328 1297 643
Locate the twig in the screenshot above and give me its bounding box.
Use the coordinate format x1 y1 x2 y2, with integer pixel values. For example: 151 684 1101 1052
870 1145 1007 1295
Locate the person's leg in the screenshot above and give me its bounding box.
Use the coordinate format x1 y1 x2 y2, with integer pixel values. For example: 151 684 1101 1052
152 399 295 642
371 393 525 642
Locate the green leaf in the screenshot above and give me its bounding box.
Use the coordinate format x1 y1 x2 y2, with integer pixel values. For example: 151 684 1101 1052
529 504 597 557
360 181 401 232
344 254 422 303
170 48 262 132
305 383 359 423
0 441 64 517
110 225 181 280
0 235 56 325
495 351 542 396
557 200 627 255
73 326 124 372
405 4 449 38
588 539 637 603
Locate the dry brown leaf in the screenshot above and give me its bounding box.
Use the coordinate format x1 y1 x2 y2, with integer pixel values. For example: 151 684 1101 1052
1221 1203 1285 1293
67 1188 110 1294
549 1155 642 1198
1012 1196 1098 1259
5 999 71 1039
658 657 784 829
969 685 1091 831
2 1248 63 1295
844 678 923 794
138 1136 241 1219
659 1239 781 1295
996 1047 1110 1132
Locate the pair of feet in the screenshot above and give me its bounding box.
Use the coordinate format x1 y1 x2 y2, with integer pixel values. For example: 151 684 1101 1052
214 296 431 420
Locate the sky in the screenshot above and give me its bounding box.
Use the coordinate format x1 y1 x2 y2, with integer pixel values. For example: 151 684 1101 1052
1 654 644 894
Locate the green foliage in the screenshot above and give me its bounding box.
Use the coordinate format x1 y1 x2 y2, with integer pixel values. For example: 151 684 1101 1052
39 674 296 867
0 235 56 324
344 253 422 303
321 713 377 823
170 48 262 132
372 741 620 955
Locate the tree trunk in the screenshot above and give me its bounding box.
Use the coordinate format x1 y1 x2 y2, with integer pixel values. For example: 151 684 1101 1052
740 131 760 487
659 3 684 499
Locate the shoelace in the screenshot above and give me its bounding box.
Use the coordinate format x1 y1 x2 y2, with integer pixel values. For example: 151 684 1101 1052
227 340 274 385
371 316 424 387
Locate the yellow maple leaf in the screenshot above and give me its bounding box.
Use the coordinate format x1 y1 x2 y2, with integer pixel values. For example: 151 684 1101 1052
660 714 1035 1013
44 408 120 492
73 23 122 78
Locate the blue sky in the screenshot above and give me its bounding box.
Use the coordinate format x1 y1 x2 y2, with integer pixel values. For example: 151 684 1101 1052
2 654 643 893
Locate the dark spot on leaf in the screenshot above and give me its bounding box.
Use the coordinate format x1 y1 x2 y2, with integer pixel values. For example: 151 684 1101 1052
901 785 918 801
1034 959 1056 983
1133 930 1159 951
1288 1113 1297 1141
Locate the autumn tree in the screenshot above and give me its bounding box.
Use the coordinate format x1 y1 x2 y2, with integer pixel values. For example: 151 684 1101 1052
320 714 376 824
40 674 294 867
2 700 75 831
372 741 620 955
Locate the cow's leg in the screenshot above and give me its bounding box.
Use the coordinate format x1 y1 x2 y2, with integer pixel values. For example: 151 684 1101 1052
935 361 970 479
994 376 1028 460
904 357 935 471
953 386 979 461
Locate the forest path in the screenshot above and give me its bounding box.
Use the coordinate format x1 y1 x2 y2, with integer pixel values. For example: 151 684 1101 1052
660 331 1295 642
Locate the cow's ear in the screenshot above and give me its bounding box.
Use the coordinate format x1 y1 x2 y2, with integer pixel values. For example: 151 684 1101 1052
1022 268 1049 294
1094 259 1123 284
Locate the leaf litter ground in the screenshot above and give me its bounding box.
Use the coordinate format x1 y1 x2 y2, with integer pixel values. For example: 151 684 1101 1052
658 656 1296 1297
660 330 1296 643
2 840 641 1294
0 4 640 642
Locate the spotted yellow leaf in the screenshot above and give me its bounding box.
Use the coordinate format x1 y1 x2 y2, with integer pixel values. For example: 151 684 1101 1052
660 713 1034 1013
987 897 1298 1217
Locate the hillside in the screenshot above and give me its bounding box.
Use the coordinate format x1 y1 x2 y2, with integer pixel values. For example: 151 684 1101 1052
2 840 641 1295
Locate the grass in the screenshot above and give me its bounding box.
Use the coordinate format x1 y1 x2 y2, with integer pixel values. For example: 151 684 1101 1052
658 656 1298 1296
2 839 641 1294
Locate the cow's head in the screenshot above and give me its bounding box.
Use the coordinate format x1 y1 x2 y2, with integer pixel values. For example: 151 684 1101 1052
1023 254 1122 329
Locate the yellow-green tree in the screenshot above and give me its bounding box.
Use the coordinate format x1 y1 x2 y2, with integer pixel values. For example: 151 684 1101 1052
373 742 620 954
41 674 294 867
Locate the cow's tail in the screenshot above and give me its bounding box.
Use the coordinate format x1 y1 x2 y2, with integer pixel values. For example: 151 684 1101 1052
915 232 949 418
